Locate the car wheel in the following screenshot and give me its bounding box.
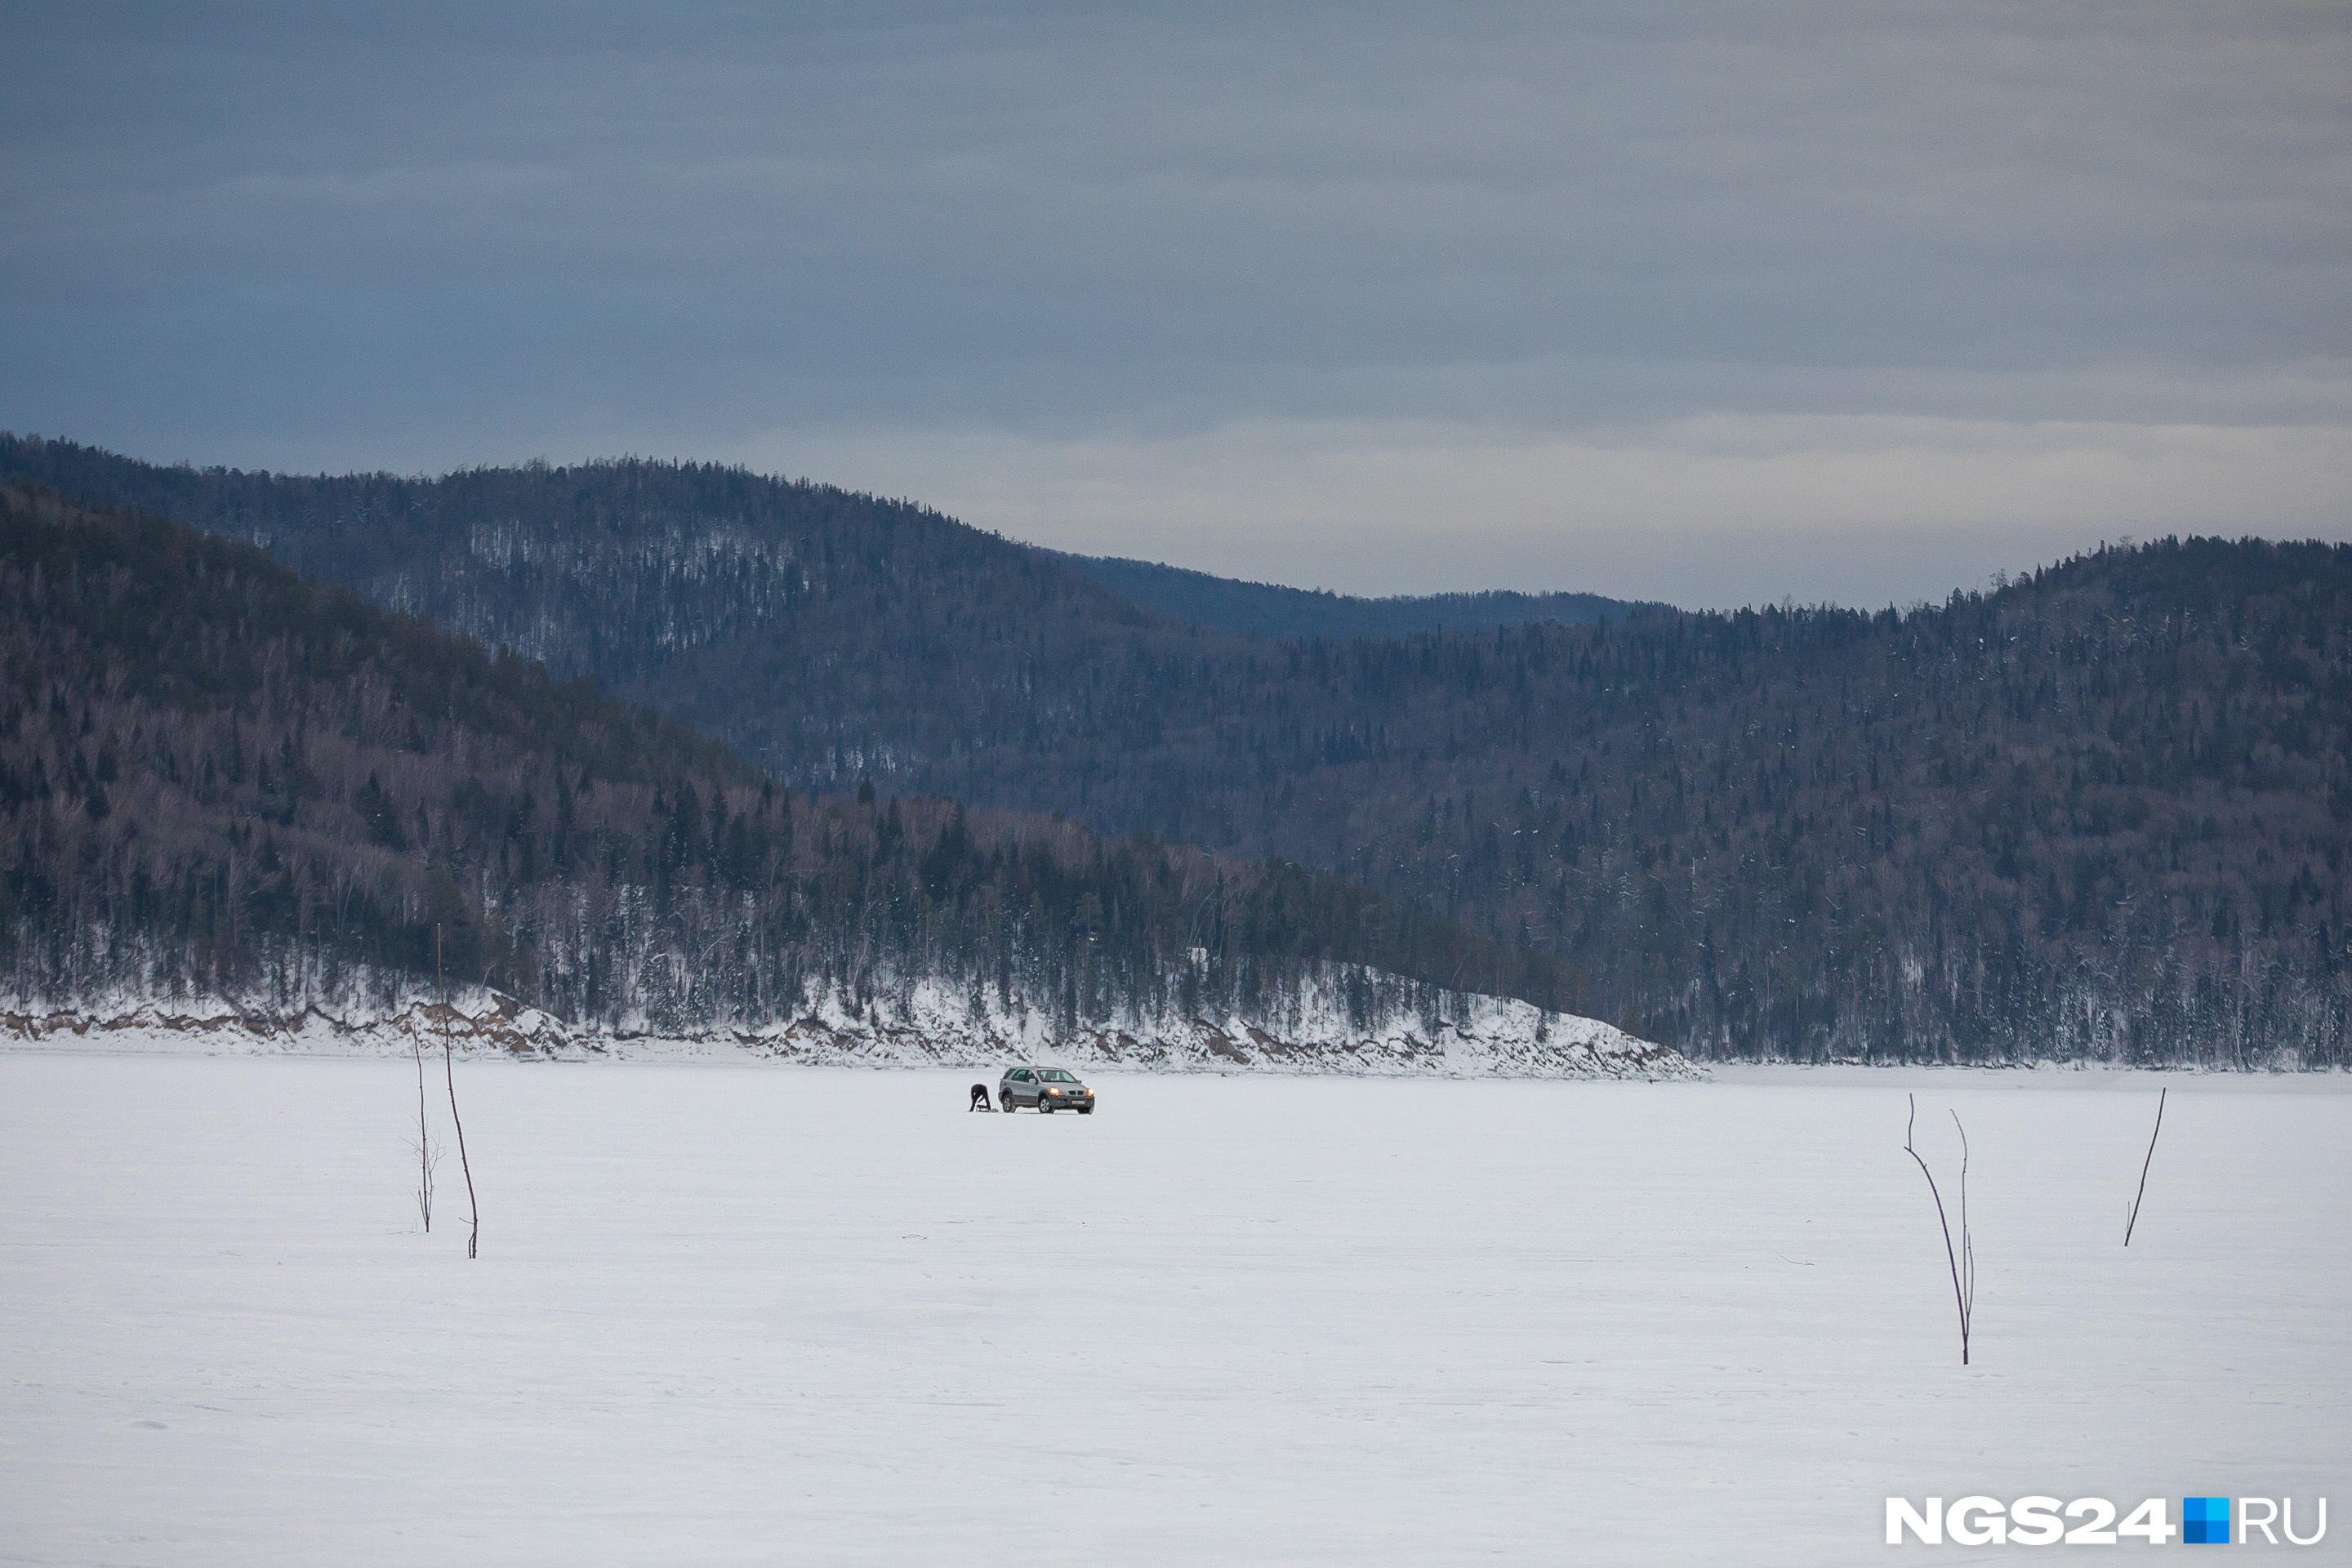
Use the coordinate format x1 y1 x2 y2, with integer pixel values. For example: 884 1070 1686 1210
1078 1104 1094 1115
1040 1098 1055 1113
1000 1092 1015 1112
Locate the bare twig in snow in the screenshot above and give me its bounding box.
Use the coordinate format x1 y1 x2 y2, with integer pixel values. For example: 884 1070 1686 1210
439 925 481 1260
1903 1094 1976 1365
412 1015 434 1232
2123 1086 2167 1246
1952 1109 1975 1356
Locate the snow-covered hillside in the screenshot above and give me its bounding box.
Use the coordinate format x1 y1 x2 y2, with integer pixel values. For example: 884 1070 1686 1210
1 963 1697 1079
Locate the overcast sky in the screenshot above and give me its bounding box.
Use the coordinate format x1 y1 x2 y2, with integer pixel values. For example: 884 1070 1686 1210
6 2 2348 608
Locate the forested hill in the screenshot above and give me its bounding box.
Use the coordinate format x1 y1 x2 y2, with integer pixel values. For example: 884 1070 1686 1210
6 435 2348 1066
0 435 1194 769
0 485 1579 1033
1045 550 1663 639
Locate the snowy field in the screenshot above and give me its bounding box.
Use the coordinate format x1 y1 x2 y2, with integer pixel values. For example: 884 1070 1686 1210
3 1057 2345 1566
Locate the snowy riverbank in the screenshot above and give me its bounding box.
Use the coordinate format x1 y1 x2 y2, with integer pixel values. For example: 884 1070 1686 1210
0 973 1699 1080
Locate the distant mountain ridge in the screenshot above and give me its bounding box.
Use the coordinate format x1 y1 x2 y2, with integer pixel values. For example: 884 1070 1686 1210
1044 550 1666 639
0 437 1191 782
6 434 2345 1067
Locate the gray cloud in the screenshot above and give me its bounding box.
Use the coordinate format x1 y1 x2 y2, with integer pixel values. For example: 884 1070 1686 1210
4 2 2348 604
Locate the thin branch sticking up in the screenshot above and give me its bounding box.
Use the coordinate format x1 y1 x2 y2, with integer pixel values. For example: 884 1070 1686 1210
2124 1086 2167 1246
412 1010 434 1232
1951 1108 1975 1358
1904 1094 1976 1365
439 924 481 1260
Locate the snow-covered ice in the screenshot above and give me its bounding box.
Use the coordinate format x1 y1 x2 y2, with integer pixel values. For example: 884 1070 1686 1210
2 1057 2344 1565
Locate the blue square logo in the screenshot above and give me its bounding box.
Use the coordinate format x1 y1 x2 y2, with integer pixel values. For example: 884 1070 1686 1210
2183 1497 2231 1544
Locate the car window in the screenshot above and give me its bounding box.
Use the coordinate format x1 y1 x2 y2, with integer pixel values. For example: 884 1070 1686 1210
1012 1070 1032 1082
1040 1070 1076 1082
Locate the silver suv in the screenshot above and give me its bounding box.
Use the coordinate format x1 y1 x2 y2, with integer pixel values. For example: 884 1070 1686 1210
999 1066 1095 1114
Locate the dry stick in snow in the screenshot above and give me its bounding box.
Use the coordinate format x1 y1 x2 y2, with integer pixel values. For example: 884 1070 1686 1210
411 1018 434 1232
439 925 481 1260
2123 1086 2167 1246
1951 1109 1976 1359
1903 1094 1976 1365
